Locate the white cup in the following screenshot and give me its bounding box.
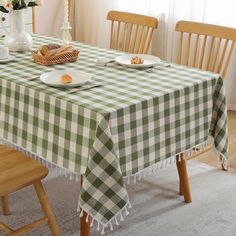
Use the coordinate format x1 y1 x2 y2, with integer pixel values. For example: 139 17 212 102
0 46 9 60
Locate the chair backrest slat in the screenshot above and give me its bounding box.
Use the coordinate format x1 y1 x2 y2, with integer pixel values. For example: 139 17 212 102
137 26 145 53
116 22 121 49
186 33 192 65
121 23 128 51
110 21 114 49
206 36 215 70
126 24 134 52
145 28 154 54
222 41 235 78
178 32 184 64
212 38 222 71
192 34 200 67
217 39 229 73
141 27 150 54
175 20 236 79
199 35 207 69
131 25 140 53
107 11 158 54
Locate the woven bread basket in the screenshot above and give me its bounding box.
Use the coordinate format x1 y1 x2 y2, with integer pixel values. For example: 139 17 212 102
32 49 80 66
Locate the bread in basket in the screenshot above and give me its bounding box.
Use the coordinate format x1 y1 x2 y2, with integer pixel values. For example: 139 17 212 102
32 44 80 66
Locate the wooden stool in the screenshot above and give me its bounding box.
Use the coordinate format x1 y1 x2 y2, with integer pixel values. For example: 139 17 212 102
0 145 60 236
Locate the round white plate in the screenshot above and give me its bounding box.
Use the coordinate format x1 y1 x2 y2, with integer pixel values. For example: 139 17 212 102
115 54 161 69
40 70 92 88
0 56 15 64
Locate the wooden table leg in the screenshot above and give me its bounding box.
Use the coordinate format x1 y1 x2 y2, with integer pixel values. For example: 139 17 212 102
178 178 184 196
1 196 10 215
80 176 90 236
176 154 192 203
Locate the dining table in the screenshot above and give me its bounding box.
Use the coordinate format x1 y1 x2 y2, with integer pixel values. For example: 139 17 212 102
0 34 228 235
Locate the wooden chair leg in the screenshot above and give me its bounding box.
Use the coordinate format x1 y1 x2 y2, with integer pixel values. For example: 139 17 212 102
33 181 61 236
1 196 10 215
0 221 13 234
176 155 192 203
80 176 90 236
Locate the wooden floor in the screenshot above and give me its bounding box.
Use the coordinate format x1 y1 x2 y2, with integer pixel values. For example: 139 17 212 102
196 111 236 173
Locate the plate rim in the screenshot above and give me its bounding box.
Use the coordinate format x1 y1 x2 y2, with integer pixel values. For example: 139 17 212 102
40 70 92 88
115 54 161 68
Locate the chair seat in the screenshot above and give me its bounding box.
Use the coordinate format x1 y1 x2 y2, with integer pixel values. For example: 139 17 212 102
0 145 48 196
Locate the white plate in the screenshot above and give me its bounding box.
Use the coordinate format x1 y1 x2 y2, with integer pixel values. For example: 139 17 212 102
0 56 15 64
115 54 161 69
40 70 92 88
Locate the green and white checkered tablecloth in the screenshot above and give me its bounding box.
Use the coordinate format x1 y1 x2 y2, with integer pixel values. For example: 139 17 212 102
0 35 228 228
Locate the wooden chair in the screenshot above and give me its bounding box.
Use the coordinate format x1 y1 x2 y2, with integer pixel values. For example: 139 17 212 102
174 21 236 196
107 10 158 54
175 20 235 163
0 145 60 236
175 20 236 79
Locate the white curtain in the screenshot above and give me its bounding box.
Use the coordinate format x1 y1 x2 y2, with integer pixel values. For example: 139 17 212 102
73 0 236 108
35 0 64 37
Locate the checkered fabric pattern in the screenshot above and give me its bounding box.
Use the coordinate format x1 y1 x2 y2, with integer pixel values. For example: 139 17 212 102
0 35 228 225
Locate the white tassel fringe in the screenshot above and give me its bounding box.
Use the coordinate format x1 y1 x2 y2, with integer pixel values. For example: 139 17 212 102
0 137 229 235
0 138 81 181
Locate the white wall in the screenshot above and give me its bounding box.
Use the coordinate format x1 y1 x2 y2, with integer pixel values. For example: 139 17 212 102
225 52 236 110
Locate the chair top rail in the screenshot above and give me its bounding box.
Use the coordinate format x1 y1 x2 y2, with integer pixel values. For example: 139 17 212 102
107 10 158 28
175 20 236 41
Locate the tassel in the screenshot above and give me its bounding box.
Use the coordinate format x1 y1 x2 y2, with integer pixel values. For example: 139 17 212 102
120 212 124 221
125 207 129 216
152 166 155 174
70 173 73 180
115 217 119 225
138 173 142 181
109 223 113 231
90 218 95 227
101 226 105 235
127 176 130 184
143 171 146 178
79 209 83 217
161 161 164 169
128 201 132 208
86 214 89 222
173 157 175 164
97 222 100 231
178 155 181 162
76 175 80 182
165 159 168 168
148 169 152 176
